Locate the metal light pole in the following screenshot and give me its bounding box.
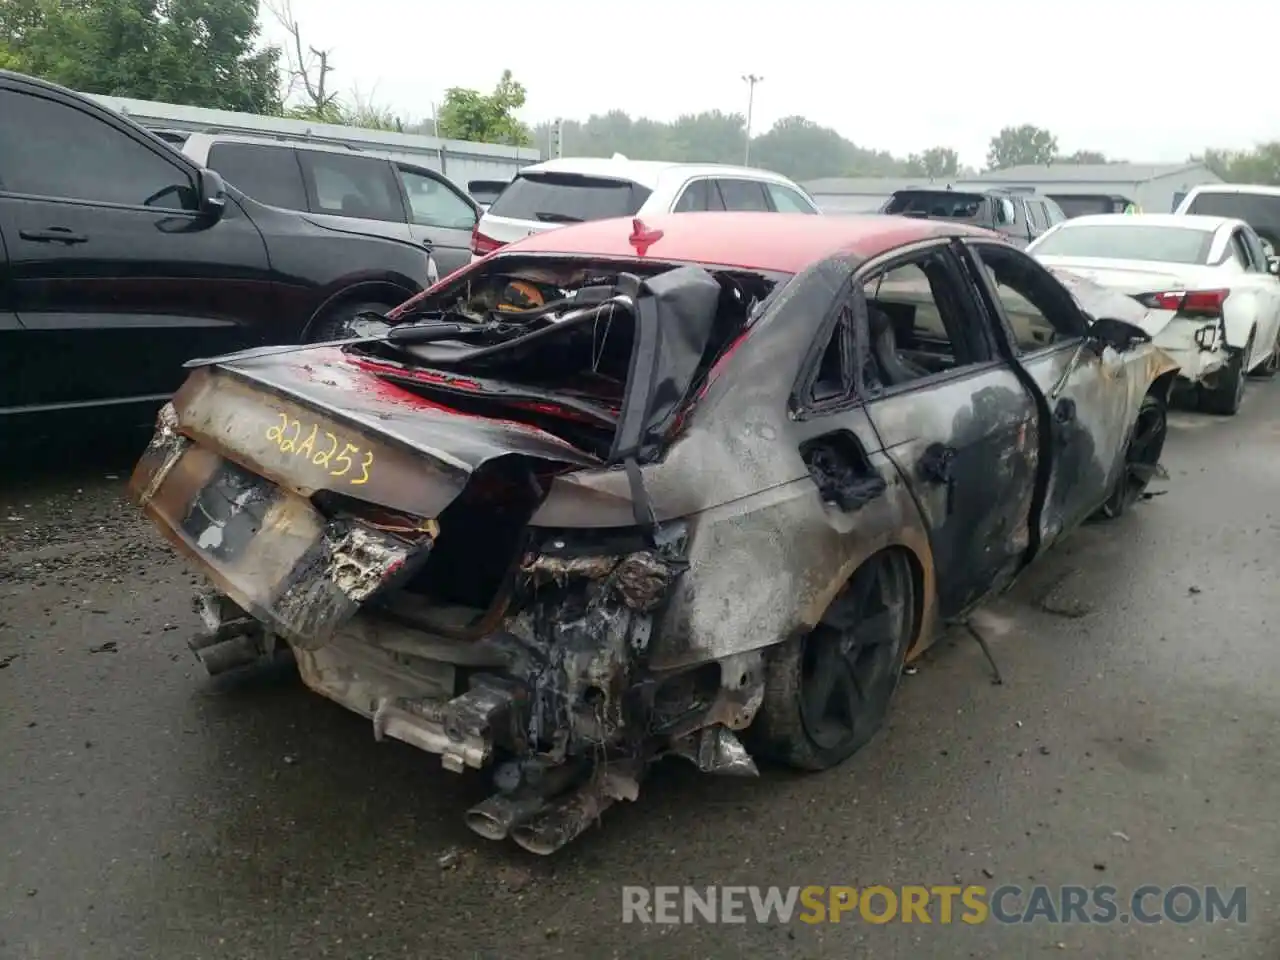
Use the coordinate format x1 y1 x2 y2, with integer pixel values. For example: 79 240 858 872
742 74 763 166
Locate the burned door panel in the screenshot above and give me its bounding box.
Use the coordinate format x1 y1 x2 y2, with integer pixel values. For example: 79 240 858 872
867 369 1038 618
961 241 1147 548
649 412 936 672
857 244 1039 620
1014 342 1133 542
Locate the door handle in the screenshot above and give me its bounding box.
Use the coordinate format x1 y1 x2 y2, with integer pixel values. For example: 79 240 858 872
918 442 957 515
20 227 88 244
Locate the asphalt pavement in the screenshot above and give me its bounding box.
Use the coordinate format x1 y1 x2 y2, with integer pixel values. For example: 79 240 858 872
2 388 1278 960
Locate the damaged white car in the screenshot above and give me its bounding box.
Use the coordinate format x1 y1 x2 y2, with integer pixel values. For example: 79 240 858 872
131 213 1178 854
1030 213 1280 414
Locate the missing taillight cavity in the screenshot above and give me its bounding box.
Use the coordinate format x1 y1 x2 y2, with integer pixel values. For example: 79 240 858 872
1141 288 1230 316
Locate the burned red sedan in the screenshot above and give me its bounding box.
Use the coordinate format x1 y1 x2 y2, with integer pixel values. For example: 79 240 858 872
130 212 1177 853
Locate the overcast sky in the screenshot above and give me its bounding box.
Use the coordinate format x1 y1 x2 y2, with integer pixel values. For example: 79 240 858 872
262 0 1275 167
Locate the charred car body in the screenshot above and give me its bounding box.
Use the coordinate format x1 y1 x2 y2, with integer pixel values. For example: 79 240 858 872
130 213 1178 854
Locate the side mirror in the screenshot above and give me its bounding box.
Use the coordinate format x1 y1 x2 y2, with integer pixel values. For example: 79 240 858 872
197 169 227 220
1088 316 1151 355
1267 256 1279 276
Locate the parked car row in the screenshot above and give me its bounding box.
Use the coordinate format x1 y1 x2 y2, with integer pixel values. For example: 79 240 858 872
0 70 823 438
880 186 1068 247
877 176 1280 416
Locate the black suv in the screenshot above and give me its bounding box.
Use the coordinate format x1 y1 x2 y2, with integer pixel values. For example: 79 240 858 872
0 71 436 435
881 188 1066 247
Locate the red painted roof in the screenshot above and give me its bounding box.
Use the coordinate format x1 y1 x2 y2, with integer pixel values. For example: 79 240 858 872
495 212 1000 274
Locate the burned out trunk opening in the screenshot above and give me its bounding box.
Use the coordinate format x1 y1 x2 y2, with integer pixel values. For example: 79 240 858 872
348 258 781 460
391 456 550 636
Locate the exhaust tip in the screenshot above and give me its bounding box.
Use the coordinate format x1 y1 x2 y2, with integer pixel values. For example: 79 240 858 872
509 823 562 857
465 809 511 842
465 793 547 843
192 635 264 677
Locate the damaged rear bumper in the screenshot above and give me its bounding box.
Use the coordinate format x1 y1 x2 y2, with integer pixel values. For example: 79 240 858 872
135 408 766 854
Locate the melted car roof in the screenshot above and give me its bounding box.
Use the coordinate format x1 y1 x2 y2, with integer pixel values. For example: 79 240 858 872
499 212 1001 275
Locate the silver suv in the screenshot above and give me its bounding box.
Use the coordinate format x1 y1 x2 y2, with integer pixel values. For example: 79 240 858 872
177 133 484 277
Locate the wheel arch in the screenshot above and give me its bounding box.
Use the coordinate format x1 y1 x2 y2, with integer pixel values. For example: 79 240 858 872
1148 367 1179 404
300 278 419 340
1221 305 1256 354
812 541 934 664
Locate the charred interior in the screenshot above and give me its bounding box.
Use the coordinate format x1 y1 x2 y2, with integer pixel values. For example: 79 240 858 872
348 256 781 458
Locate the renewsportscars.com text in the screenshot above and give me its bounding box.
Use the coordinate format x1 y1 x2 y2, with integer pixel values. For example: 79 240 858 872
621 884 1248 926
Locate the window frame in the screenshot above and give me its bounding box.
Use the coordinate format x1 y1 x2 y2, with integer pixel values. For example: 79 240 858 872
714 177 772 212
0 82 201 214
765 181 819 214
961 239 1089 358
1024 199 1045 231
296 149 408 224
1229 227 1265 272
1240 225 1270 270
205 140 307 212
1227 230 1253 269
395 162 479 229
792 239 1004 416
671 177 727 212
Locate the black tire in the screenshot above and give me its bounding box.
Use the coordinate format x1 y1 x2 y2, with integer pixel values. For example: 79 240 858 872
1198 334 1252 415
1095 392 1168 521
306 300 394 343
751 550 915 771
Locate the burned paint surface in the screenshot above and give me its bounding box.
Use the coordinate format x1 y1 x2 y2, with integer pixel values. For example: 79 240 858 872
1018 340 1178 548
179 458 275 563
132 439 432 649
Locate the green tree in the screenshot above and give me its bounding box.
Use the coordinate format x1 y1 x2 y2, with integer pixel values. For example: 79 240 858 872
436 69 531 146
986 124 1058 170
904 146 959 179
1200 143 1280 186
0 0 281 113
0 39 23 71
531 111 921 180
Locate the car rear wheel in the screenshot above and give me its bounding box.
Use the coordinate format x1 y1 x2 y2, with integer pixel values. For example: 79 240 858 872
1199 333 1252 415
307 300 395 343
751 549 915 771
1095 392 1168 521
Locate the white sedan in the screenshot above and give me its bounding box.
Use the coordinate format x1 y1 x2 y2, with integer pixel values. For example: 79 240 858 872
1028 213 1280 414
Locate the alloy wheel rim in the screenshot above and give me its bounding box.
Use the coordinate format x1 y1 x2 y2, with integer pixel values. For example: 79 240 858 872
798 555 910 752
